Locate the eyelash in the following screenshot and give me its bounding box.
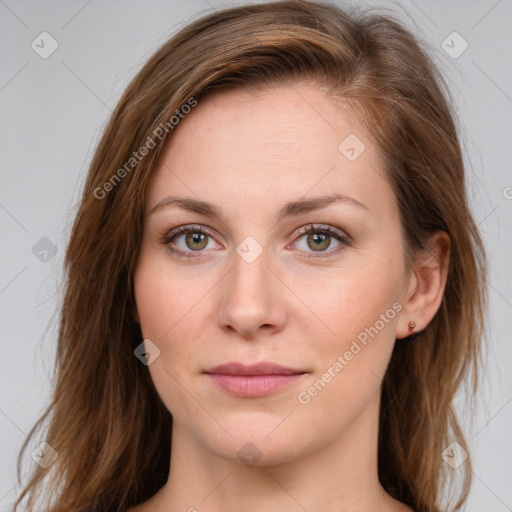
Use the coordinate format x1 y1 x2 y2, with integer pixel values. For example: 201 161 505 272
159 223 352 260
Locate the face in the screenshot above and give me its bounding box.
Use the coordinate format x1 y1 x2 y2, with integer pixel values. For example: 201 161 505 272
133 84 412 465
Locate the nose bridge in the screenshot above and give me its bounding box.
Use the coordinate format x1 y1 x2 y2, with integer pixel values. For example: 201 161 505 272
217 236 286 337
228 239 272 307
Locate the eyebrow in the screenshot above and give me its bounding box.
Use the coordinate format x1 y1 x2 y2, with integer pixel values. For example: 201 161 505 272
149 193 370 221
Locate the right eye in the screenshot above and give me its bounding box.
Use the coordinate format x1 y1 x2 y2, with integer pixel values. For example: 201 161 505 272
160 224 221 258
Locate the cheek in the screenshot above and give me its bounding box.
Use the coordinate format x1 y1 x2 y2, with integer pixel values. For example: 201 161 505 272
134 249 204 339
291 248 404 407
133 250 219 374
133 253 206 417
292 255 403 348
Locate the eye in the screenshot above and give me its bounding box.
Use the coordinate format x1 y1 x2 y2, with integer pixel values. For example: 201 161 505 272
160 225 220 259
159 223 351 259
291 223 351 258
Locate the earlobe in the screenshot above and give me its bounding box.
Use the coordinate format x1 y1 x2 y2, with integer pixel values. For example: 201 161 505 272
396 231 451 340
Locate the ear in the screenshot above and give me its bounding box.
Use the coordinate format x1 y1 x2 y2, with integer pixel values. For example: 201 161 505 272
396 230 451 339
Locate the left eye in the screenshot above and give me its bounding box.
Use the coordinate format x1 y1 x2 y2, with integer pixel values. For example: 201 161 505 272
291 224 350 258
161 223 350 259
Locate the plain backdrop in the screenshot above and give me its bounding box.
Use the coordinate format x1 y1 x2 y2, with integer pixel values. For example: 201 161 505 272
1 0 511 510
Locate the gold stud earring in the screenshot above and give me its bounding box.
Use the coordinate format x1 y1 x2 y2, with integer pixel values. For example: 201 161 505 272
408 320 416 330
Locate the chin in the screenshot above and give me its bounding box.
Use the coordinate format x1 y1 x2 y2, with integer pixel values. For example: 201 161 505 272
198 421 309 468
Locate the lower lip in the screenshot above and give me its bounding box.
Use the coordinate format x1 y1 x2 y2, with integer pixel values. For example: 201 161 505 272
206 373 305 397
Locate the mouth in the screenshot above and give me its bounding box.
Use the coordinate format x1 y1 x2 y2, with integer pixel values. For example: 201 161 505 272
203 362 308 397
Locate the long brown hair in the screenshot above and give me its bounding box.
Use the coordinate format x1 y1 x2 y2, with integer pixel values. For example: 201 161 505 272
13 1 487 511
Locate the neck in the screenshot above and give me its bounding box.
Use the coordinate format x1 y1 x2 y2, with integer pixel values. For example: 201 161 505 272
145 393 405 512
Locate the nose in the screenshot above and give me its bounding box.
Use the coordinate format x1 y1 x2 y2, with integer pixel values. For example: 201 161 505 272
217 247 287 339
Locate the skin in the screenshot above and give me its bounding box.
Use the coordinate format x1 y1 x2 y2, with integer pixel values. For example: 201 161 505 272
130 84 450 512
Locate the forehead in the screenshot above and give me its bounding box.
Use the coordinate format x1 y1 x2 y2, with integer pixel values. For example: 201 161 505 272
145 84 394 221
167 85 357 164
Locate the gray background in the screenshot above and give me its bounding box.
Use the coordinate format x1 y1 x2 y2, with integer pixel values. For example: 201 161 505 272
0 0 511 510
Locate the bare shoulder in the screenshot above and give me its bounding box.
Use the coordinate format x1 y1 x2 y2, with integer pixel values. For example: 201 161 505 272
389 496 415 512
397 504 415 512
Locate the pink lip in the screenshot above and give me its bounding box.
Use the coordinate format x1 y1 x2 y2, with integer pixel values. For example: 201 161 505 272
204 362 307 397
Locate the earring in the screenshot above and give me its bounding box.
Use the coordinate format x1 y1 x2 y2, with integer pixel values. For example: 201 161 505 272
408 320 416 330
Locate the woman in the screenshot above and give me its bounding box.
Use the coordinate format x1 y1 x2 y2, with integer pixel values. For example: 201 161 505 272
14 1 487 511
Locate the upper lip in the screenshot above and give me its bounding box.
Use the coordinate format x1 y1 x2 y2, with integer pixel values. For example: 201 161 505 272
204 362 306 376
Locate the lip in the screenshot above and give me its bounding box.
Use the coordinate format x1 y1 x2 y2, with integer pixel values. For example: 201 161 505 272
204 362 307 397
205 362 304 376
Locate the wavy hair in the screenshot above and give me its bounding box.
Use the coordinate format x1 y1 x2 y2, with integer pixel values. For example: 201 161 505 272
14 1 487 511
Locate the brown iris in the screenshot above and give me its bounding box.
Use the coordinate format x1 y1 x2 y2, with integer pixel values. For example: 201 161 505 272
185 232 208 250
307 232 330 251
